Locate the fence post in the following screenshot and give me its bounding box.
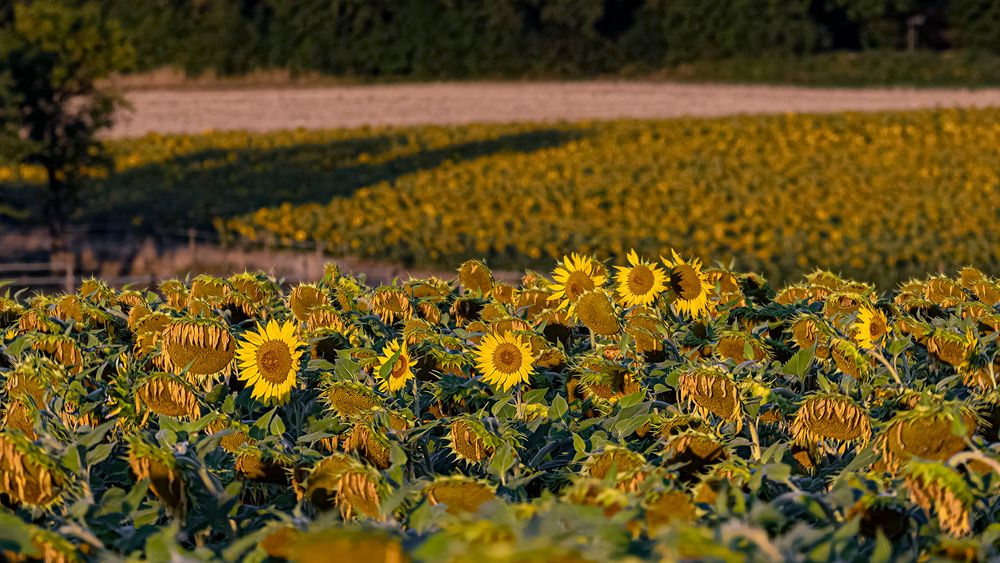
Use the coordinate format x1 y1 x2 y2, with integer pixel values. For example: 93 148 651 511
188 227 197 264
64 259 74 293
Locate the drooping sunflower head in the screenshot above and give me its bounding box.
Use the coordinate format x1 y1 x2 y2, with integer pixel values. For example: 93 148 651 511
714 330 769 363
625 307 665 355
475 331 534 392
369 286 413 325
661 250 711 319
375 339 417 393
830 338 872 380
873 402 977 474
425 475 497 516
458 259 494 296
575 290 620 336
614 249 667 308
343 422 393 469
584 445 647 492
791 392 871 447
549 253 608 313
236 319 305 405
448 417 499 465
30 333 83 374
323 380 381 419
853 305 889 350
644 489 698 532
576 360 641 408
127 435 184 512
289 283 329 323
677 366 743 431
159 279 189 310
904 460 974 537
927 328 975 369
663 430 729 483
288 527 402 561
924 276 966 308
0 430 67 508
135 373 201 421
161 317 236 377
774 284 815 305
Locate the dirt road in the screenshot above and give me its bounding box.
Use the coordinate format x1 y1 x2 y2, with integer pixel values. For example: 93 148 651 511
109 81 1000 138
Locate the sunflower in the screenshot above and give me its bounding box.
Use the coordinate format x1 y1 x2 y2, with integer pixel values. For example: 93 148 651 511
375 340 417 393
549 253 607 313
847 305 886 351
661 250 711 318
475 332 534 392
236 320 305 404
575 290 620 336
614 249 667 307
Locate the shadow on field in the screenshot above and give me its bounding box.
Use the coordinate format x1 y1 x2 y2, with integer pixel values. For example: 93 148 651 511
29 128 580 230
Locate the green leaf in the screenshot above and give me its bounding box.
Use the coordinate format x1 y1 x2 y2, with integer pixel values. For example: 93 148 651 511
549 394 568 420
871 530 893 563
572 433 587 461
377 343 403 382
487 442 516 483
782 347 814 377
87 443 114 466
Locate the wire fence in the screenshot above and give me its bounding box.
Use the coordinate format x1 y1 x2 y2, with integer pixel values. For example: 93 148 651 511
0 224 329 293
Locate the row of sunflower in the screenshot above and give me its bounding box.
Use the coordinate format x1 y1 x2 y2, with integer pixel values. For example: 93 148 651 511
0 252 999 561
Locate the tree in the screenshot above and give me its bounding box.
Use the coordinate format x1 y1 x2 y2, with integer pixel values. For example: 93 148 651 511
0 0 132 254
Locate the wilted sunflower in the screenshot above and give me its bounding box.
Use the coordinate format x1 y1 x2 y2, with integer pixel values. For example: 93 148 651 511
830 338 872 380
135 373 200 422
791 392 871 448
549 253 607 313
614 249 667 307
644 490 698 532
289 283 329 322
324 381 381 418
236 320 305 404
904 460 974 537
624 308 664 355
873 402 977 474
343 423 392 469
448 418 499 464
853 306 889 350
30 334 83 374
425 475 497 515
128 437 184 513
927 329 975 368
369 287 413 324
584 446 647 491
662 250 711 318
459 259 494 296
677 366 743 431
475 332 534 392
375 339 417 393
288 527 402 562
161 317 236 377
0 431 65 508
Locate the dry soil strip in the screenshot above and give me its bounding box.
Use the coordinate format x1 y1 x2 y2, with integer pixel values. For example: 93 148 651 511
109 81 1000 138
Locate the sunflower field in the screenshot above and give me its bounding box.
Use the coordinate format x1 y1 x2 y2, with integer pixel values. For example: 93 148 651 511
1 250 1000 561
4 108 1000 288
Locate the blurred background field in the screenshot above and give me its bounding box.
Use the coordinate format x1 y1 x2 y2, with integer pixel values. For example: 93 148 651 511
4 108 1000 288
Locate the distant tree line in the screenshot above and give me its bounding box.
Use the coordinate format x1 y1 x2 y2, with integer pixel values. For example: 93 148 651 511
85 0 999 78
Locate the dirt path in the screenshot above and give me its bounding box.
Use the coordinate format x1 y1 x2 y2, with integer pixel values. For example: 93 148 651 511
109 81 1000 138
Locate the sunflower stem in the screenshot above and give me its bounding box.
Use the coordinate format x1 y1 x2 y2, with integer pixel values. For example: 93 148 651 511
872 350 903 386
412 377 420 420
515 386 523 419
747 416 762 461
589 329 596 350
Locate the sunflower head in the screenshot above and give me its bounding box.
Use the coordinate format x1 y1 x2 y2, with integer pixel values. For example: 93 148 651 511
448 418 499 465
159 279 189 310
677 366 743 431
873 402 977 474
927 329 975 368
30 334 83 374
323 381 381 418
369 287 412 324
458 259 494 296
624 307 665 354
375 339 417 393
0 430 66 508
924 276 966 308
852 305 889 350
289 283 329 322
575 290 620 336
714 330 769 363
288 527 402 561
791 392 871 447
584 446 647 492
161 317 236 377
550 253 608 313
235 319 305 404
127 436 185 512
662 250 711 319
135 373 201 421
904 460 974 537
644 490 698 532
475 332 534 392
663 430 729 483
614 249 667 307
830 338 872 380
425 475 497 515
